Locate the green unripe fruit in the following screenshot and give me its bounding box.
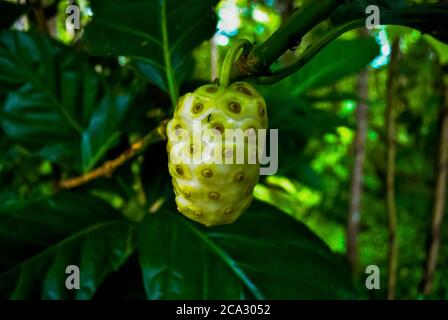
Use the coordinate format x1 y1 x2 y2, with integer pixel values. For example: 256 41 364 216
166 81 268 226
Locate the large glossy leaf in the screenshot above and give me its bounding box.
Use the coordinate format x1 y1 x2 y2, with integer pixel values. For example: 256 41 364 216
0 31 86 139
331 1 448 43
0 192 134 299
0 31 134 171
138 200 355 299
81 92 134 171
82 0 218 101
256 38 371 184
262 38 379 98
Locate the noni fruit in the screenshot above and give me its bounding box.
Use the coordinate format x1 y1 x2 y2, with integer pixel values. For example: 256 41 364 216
166 81 268 226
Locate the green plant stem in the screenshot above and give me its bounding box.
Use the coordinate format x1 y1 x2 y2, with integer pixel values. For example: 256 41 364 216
231 0 340 80
219 39 252 87
255 20 362 84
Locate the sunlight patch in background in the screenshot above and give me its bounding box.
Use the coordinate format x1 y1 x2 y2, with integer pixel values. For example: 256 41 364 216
217 1 240 35
253 7 270 23
215 0 240 46
371 27 390 69
214 0 280 46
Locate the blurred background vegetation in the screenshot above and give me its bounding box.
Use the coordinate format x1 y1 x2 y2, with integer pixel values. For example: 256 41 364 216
1 0 448 300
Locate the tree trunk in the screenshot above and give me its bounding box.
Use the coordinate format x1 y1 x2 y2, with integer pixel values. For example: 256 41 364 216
385 38 400 300
346 29 369 271
423 71 448 295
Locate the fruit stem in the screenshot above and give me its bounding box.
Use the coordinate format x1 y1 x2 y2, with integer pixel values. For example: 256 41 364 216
219 39 252 87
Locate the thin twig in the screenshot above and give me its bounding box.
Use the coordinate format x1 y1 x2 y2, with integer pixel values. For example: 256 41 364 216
55 121 168 190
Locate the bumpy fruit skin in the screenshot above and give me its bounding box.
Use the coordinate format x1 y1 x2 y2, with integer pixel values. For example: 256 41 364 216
166 81 268 226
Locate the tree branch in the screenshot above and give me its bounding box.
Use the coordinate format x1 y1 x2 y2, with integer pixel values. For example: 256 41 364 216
231 2 448 85
55 121 168 190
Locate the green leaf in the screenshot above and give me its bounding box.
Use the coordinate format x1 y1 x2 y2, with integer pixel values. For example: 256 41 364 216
259 94 347 185
0 192 134 299
82 0 219 105
263 38 379 97
332 2 448 44
425 35 448 65
0 1 29 30
0 31 84 137
81 93 134 171
0 31 134 171
254 38 374 179
138 200 355 299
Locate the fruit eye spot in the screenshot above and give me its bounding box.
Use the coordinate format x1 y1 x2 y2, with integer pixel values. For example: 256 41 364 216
183 190 191 198
206 86 217 93
258 104 265 117
209 192 220 200
175 165 184 176
193 103 204 113
212 124 224 134
194 210 203 217
174 124 183 136
229 102 241 113
236 86 252 96
189 145 196 154
202 169 213 178
225 208 233 215
235 173 244 181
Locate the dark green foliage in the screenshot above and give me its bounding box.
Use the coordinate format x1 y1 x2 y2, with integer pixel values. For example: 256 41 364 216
0 192 133 299
0 31 135 172
82 0 219 98
138 200 355 299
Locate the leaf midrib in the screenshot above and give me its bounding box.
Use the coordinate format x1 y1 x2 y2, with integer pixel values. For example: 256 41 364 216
5 42 83 134
161 0 178 107
94 16 162 47
0 220 131 280
173 214 265 300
